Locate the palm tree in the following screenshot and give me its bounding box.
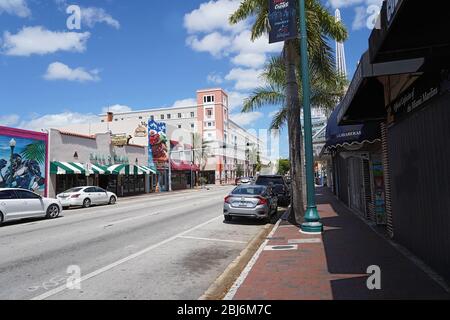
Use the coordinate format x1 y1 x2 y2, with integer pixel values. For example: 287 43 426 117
21 141 46 165
230 0 347 222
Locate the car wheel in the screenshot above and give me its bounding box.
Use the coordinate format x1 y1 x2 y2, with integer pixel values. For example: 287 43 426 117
83 198 91 208
46 204 60 219
109 196 117 205
224 215 232 222
0 212 4 225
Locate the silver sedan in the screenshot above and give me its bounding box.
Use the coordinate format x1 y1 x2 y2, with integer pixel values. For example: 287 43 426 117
223 185 278 222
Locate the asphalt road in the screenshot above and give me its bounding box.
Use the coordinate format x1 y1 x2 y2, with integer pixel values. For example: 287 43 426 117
0 186 268 300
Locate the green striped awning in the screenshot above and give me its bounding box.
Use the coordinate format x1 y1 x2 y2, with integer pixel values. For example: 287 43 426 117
51 162 87 175
106 164 156 175
91 164 109 174
136 165 157 175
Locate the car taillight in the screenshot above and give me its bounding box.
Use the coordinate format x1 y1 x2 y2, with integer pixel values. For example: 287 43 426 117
224 196 232 204
257 197 268 205
71 194 81 198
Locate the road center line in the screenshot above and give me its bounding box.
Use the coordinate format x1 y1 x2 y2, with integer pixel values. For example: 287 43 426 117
177 236 247 244
30 215 223 301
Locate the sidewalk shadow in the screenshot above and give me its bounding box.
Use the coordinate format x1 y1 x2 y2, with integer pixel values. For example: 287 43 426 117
317 187 449 300
224 208 287 226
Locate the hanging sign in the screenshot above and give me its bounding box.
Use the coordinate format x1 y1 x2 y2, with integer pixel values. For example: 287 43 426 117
268 0 298 44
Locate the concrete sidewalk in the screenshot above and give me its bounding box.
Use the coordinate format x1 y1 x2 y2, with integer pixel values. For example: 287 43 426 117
225 187 450 300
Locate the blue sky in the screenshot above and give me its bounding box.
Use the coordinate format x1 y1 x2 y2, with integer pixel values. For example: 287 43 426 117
0 0 382 157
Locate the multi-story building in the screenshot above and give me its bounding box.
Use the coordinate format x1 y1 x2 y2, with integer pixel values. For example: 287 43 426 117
61 88 269 185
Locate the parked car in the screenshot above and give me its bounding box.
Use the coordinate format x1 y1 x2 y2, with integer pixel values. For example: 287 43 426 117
57 186 117 209
223 185 278 222
0 188 62 225
236 177 253 185
254 175 291 207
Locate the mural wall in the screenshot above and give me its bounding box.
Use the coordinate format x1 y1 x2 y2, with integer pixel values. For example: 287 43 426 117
0 126 48 196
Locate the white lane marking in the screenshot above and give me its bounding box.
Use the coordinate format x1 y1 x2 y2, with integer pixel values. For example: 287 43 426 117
177 236 247 244
31 215 223 301
223 219 281 300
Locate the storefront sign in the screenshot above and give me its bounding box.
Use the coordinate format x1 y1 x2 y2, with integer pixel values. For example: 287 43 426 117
0 126 48 196
268 0 297 44
390 73 441 121
134 123 148 138
111 134 130 147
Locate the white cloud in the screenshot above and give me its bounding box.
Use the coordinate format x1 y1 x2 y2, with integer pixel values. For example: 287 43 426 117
207 72 223 84
0 114 20 126
0 0 30 17
230 112 263 126
2 26 90 56
231 53 267 68
227 91 247 111
184 0 246 34
44 62 100 82
172 98 197 108
18 112 98 131
102 104 132 114
225 68 264 91
81 6 120 29
186 32 232 57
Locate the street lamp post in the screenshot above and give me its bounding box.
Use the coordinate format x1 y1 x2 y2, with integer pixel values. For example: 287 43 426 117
9 139 16 179
299 0 323 234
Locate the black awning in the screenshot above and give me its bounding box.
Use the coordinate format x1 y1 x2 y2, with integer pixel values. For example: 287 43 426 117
325 103 381 150
337 50 424 125
369 1 450 65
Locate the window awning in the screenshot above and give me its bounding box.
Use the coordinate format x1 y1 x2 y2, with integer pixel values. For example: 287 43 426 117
337 50 425 125
369 1 450 65
106 164 156 175
50 162 88 175
325 103 381 150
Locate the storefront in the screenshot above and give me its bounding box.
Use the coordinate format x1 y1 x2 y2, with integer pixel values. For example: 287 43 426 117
325 105 383 223
0 126 48 196
338 0 450 284
48 130 156 198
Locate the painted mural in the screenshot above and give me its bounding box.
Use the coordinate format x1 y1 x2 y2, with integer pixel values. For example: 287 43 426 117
0 127 47 195
148 120 168 168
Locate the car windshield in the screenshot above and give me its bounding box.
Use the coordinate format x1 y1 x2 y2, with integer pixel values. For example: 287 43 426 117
256 177 284 185
64 188 84 193
232 186 265 195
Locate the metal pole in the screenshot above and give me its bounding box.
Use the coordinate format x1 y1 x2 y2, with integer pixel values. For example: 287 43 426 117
168 143 172 192
299 0 323 234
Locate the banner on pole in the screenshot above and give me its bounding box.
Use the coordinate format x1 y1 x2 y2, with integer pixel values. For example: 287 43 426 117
268 0 298 44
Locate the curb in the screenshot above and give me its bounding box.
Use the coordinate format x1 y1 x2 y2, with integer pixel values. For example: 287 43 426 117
198 223 275 301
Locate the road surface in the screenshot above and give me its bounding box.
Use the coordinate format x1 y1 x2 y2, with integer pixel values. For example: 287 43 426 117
0 186 268 300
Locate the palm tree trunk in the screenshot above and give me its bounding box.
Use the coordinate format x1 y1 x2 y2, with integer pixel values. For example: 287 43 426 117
284 40 305 223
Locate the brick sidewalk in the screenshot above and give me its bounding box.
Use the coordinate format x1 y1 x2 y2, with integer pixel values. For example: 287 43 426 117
226 187 450 300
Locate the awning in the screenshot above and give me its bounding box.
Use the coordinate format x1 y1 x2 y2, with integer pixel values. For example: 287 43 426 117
106 164 156 175
91 164 108 174
171 160 200 172
51 162 87 175
337 50 424 125
369 1 450 65
325 104 381 150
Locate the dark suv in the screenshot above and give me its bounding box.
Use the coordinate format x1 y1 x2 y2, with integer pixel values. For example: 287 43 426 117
254 175 291 207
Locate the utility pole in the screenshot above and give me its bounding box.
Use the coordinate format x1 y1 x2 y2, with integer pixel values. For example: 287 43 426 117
299 0 323 234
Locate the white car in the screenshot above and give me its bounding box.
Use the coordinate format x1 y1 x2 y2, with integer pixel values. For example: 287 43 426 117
0 188 62 225
57 186 117 209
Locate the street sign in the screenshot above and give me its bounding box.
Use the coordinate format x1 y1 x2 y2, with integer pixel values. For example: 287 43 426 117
268 0 298 44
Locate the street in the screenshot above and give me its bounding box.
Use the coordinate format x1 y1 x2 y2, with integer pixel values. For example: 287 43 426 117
0 186 267 300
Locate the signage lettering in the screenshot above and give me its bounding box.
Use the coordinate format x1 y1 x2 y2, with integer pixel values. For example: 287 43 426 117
268 0 297 44
386 0 399 26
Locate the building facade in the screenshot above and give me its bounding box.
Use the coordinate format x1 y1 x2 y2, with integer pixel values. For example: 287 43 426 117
61 88 269 185
336 0 450 285
48 129 155 198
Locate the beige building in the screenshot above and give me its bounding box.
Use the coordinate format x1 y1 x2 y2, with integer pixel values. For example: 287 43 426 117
61 88 270 184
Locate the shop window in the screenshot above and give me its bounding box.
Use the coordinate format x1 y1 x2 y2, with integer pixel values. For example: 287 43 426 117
178 113 182 118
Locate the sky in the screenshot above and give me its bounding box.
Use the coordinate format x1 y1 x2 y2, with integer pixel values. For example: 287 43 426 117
0 0 382 157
